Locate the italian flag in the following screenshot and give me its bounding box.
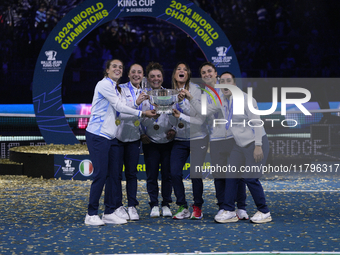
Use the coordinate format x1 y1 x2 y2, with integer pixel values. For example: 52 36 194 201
79 160 93 176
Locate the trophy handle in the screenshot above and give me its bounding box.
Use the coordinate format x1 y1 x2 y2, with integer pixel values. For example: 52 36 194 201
141 77 149 93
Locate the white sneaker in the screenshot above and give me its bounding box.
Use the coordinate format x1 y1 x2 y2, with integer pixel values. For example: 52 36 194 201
216 209 224 217
236 209 249 220
250 211 272 224
214 210 239 223
150 206 160 218
128 206 139 221
102 212 127 225
162 206 172 217
114 206 130 220
84 214 105 226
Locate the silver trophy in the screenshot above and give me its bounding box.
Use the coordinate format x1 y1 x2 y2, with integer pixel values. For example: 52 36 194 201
147 89 179 114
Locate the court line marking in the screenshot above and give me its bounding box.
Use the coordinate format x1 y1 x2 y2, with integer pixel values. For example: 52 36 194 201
265 190 340 192
120 252 340 255
318 152 340 161
137 190 340 194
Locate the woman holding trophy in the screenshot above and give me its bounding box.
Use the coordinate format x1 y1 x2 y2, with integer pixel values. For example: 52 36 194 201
114 63 150 221
170 62 209 220
140 62 177 218
180 71 272 224
84 59 156 226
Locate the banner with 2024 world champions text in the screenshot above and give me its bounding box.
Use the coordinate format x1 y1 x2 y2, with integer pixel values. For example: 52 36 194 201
32 0 241 145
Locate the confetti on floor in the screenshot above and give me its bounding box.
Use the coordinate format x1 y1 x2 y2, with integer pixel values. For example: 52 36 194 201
0 175 339 254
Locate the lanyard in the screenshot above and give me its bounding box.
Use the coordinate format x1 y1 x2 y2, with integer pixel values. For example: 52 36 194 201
224 98 233 130
176 102 184 113
106 77 120 95
207 88 220 119
176 86 185 113
128 81 142 110
207 88 220 103
106 77 120 118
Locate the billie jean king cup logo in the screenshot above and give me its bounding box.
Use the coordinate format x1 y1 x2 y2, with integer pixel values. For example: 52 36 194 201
45 50 57 60
216 46 228 57
64 159 72 167
200 85 312 128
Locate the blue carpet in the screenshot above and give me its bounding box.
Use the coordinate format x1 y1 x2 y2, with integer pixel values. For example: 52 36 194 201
0 176 339 254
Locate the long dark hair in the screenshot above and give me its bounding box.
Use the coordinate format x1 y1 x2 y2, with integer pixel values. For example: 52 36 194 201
104 59 124 93
171 61 191 91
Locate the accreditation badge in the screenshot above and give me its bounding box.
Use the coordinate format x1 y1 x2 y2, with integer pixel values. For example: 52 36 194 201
134 120 140 127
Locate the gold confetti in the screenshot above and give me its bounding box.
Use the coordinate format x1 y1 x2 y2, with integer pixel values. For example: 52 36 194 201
9 144 89 155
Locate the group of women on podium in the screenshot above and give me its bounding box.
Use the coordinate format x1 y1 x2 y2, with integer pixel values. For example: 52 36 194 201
84 59 272 226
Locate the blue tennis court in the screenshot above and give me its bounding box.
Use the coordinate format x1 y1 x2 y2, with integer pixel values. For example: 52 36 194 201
0 175 339 254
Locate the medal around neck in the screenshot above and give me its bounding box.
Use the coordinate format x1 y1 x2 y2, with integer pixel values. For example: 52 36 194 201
134 120 140 127
115 119 121 126
153 124 160 130
178 122 184 129
147 89 179 114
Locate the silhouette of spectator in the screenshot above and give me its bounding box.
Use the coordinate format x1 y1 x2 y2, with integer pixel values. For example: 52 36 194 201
34 4 47 29
46 6 58 29
122 21 131 33
3 5 18 38
158 29 166 56
85 40 96 59
168 30 177 54
256 4 269 35
149 30 160 61
139 31 150 65
4 5 15 27
111 19 118 29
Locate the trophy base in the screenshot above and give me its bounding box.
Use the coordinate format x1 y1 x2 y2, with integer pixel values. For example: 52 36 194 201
155 105 173 115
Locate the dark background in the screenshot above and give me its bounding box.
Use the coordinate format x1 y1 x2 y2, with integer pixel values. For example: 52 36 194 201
1 0 340 105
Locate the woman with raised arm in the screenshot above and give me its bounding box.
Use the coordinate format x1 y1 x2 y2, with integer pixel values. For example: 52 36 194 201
199 63 248 221
170 61 208 220
180 71 271 223
84 59 156 226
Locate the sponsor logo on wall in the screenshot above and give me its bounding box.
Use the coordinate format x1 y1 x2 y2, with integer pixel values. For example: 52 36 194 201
118 0 155 13
41 50 62 72
62 159 75 176
211 46 232 68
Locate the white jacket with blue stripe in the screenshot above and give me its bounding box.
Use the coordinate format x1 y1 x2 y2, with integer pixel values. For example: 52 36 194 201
86 77 142 140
